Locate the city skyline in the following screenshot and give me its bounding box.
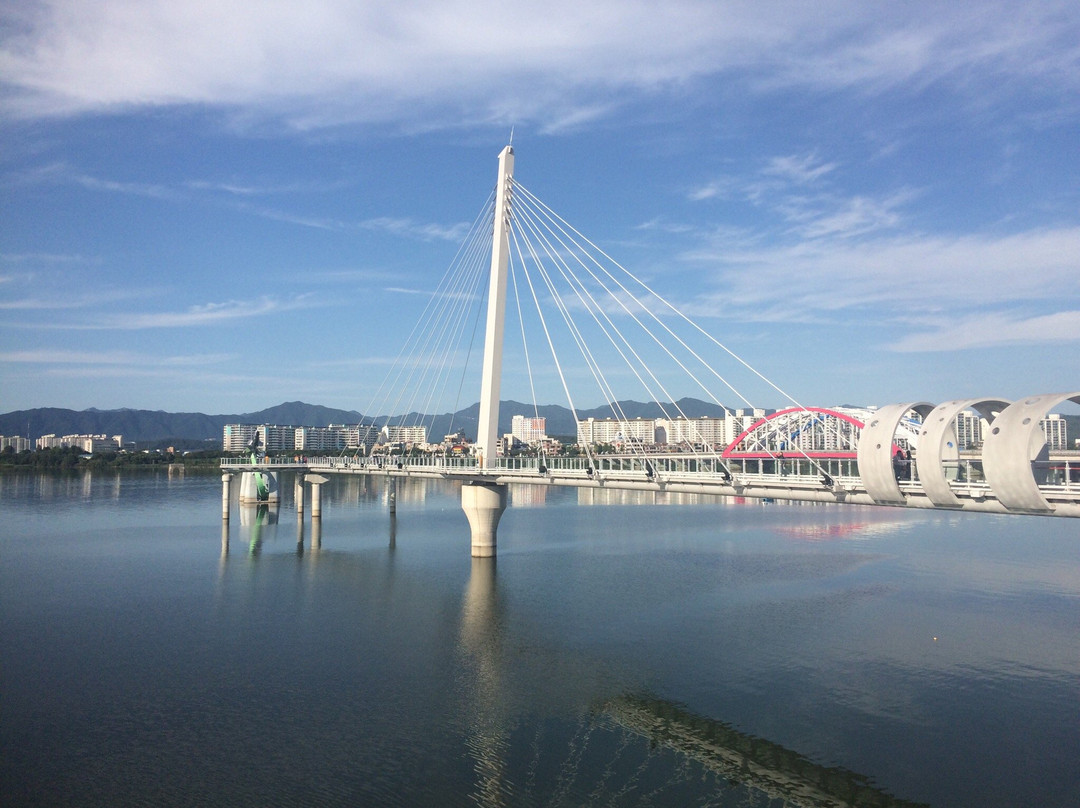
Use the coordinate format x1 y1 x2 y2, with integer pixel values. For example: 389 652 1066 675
2 1 1078 416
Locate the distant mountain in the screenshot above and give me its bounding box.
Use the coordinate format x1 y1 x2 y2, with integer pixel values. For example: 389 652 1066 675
0 402 363 444
0 397 734 444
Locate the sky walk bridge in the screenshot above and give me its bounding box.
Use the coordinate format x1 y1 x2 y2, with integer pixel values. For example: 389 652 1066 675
222 446 1080 520
221 145 1080 550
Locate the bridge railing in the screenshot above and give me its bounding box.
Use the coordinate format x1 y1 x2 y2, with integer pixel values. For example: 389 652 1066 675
218 453 1077 502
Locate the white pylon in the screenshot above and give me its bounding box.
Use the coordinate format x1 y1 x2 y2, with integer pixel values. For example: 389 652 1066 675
476 145 514 469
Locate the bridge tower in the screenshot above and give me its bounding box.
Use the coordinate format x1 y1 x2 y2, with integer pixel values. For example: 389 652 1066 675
476 144 514 468
463 144 514 556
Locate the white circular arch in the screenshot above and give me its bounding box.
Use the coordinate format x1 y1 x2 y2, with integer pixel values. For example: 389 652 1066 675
857 402 935 505
982 392 1080 513
916 398 1010 507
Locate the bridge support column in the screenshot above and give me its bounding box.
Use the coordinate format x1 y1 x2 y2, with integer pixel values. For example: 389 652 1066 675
295 474 305 516
461 482 507 558
306 474 329 520
221 473 231 520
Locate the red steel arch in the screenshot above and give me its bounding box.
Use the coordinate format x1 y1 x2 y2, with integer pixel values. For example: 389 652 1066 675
722 407 866 459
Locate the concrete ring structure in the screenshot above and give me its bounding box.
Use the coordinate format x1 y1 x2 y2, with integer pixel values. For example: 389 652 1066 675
856 402 935 505
982 392 1080 513
916 398 1010 507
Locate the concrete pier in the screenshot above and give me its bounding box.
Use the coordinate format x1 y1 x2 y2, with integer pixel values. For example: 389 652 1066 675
461 482 507 557
295 474 304 515
239 470 279 504
221 473 231 520
307 474 329 519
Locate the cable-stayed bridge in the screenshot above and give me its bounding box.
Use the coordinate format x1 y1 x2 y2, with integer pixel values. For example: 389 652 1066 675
222 145 1080 552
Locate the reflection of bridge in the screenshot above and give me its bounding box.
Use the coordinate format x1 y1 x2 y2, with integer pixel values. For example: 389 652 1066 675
455 556 929 807
604 694 928 808
221 145 1079 551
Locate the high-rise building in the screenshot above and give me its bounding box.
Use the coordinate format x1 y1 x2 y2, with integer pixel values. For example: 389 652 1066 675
1041 414 1067 450
511 415 547 445
223 424 258 452
0 435 31 452
577 417 657 447
656 416 726 449
954 411 986 450
381 425 427 446
724 409 773 446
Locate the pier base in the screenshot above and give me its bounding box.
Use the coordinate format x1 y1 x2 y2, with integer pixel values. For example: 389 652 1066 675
239 470 279 504
461 482 507 558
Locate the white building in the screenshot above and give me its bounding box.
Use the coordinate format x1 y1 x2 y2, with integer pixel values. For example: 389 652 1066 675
724 409 774 446
577 417 657 447
656 416 727 449
223 424 258 452
36 433 62 450
1041 414 1067 450
954 411 986 449
34 433 120 452
0 435 31 452
381 424 427 446
226 422 380 453
511 415 547 445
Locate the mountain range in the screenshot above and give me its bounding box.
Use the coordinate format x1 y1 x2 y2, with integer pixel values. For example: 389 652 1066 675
0 398 733 445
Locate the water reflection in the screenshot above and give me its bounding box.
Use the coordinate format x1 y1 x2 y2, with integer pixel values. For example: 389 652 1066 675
240 503 277 555
602 695 928 808
453 553 929 807
459 558 512 807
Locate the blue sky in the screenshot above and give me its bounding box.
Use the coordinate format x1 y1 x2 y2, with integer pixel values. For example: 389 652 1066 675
2 0 1078 416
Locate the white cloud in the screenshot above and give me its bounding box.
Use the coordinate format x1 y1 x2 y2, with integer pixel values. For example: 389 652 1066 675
360 217 470 242
106 296 313 328
0 251 96 265
892 311 1080 352
763 154 838 185
691 153 917 240
0 348 233 364
72 172 175 199
681 226 1080 348
0 288 152 309
1 1 1075 127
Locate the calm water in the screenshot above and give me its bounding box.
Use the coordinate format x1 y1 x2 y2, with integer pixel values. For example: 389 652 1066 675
1 469 1078 807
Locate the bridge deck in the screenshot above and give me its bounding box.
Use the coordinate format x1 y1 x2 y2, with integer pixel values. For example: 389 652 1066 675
221 454 1080 517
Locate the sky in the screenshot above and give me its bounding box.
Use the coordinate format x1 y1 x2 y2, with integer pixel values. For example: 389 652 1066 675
2 0 1078 417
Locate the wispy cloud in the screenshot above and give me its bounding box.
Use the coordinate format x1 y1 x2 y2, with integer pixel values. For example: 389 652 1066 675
680 225 1080 350
9 162 468 241
2 2 1075 128
0 348 234 365
691 152 915 240
104 296 315 329
0 251 97 265
360 217 471 242
185 178 348 196
763 153 838 184
9 296 321 330
72 172 176 200
0 288 154 310
893 311 1080 352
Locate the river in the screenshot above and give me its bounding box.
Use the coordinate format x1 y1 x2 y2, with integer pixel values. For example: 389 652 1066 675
1 469 1077 807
